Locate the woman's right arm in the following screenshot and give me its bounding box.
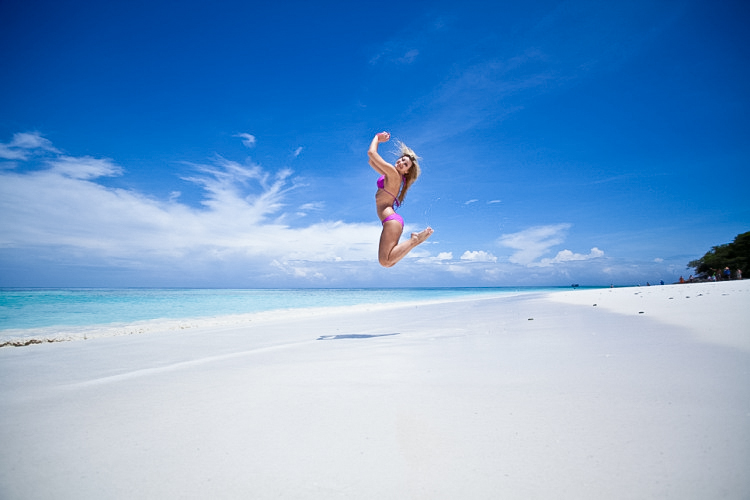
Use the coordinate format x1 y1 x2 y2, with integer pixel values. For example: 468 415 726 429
368 132 396 175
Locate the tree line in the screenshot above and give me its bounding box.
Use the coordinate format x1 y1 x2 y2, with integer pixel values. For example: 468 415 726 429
687 231 748 280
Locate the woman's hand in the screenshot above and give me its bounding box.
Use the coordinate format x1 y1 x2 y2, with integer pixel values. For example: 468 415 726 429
376 131 390 142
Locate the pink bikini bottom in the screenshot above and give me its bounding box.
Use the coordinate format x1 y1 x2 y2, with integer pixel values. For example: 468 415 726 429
382 213 404 228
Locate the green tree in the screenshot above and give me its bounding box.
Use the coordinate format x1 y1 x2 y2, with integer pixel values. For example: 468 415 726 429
688 231 750 279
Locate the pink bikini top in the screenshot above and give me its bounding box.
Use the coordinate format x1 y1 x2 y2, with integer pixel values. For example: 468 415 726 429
377 175 404 208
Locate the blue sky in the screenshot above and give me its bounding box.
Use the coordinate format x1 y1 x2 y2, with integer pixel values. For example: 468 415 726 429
1 0 748 287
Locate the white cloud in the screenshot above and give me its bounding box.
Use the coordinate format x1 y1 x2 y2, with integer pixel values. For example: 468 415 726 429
533 247 604 267
417 252 453 264
49 156 122 179
293 147 303 158
299 202 323 211
370 46 420 65
399 49 419 64
0 132 60 160
460 250 497 262
234 133 256 148
498 223 571 265
498 224 603 268
444 263 473 276
464 199 478 205
297 202 325 216
271 260 326 280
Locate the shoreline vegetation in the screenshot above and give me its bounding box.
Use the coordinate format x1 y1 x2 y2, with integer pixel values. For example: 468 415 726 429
686 230 748 282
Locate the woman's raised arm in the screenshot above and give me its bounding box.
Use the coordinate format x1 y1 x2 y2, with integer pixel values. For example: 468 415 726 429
368 132 397 176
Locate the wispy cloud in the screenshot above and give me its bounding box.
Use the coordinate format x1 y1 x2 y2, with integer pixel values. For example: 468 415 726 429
498 223 571 265
368 13 448 66
296 201 325 217
0 132 60 161
404 51 557 143
399 49 419 64
417 252 453 264
404 3 679 147
496 223 605 268
533 247 604 268
369 43 420 66
233 133 256 148
299 202 325 211
460 250 497 263
49 155 122 179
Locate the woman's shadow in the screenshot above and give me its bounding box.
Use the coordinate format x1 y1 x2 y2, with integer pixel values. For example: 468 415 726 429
317 333 400 341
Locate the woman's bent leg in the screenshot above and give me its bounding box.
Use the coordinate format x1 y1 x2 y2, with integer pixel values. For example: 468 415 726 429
378 222 433 268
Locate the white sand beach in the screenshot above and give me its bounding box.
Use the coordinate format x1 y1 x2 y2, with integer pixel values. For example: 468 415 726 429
1 281 748 499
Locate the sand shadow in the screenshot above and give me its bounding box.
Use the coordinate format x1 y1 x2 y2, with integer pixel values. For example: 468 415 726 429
317 333 401 341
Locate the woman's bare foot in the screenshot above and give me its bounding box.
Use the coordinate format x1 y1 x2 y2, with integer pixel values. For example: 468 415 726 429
411 227 434 245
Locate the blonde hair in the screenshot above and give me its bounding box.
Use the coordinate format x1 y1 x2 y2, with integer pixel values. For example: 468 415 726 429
394 140 421 205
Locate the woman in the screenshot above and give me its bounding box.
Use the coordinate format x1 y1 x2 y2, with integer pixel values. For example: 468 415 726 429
368 131 433 267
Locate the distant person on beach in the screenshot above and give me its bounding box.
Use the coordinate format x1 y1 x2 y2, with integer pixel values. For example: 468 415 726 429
723 267 731 280
368 131 433 267
736 268 742 280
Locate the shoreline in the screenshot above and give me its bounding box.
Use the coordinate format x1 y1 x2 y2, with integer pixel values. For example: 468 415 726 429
3 281 745 348
0 288 542 347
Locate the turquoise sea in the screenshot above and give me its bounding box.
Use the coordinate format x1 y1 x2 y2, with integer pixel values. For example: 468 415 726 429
0 287 583 341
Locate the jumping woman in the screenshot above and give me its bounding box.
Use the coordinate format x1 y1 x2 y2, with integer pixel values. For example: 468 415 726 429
368 131 433 267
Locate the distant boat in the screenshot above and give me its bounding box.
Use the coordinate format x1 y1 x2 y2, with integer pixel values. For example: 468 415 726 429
571 284 579 288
